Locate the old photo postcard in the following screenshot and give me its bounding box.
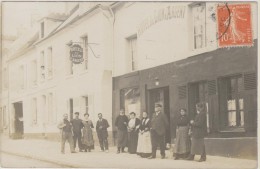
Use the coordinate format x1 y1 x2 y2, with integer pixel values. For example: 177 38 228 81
0 0 258 168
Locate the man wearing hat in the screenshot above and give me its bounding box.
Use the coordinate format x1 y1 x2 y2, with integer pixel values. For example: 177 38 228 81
71 112 83 152
148 104 169 159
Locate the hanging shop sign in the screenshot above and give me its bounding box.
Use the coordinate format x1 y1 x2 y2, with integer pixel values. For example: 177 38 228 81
70 44 84 64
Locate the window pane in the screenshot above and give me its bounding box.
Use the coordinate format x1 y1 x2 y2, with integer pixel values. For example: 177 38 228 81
228 111 236 126
192 4 205 49
120 88 140 117
240 111 244 127
227 99 236 111
239 98 244 110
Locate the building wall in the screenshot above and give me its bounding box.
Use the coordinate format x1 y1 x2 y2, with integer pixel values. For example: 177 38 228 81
112 39 257 157
112 2 258 76
7 7 114 141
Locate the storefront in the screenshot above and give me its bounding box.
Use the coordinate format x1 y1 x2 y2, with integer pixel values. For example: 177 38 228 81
112 40 257 158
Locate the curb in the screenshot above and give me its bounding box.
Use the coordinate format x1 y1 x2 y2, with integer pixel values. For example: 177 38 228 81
1 150 80 168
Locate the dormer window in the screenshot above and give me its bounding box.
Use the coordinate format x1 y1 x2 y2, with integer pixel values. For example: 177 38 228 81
41 22 45 38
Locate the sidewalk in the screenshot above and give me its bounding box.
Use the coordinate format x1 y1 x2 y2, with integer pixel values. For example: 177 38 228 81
0 135 257 168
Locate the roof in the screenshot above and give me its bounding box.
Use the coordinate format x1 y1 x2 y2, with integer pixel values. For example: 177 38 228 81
6 27 39 61
34 2 117 46
7 2 119 60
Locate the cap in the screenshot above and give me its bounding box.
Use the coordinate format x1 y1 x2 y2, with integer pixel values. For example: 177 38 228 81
155 104 162 108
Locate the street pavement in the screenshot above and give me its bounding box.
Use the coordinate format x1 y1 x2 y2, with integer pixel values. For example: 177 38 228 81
1 152 63 168
0 135 257 168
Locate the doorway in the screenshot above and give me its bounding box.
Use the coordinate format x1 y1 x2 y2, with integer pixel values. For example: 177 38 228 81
188 81 208 119
13 102 24 139
148 87 171 144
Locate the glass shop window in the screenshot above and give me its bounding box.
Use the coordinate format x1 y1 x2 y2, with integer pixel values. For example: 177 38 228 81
120 87 141 117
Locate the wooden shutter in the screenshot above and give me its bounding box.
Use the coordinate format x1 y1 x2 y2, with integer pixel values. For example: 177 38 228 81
208 80 217 95
244 72 257 90
178 85 187 99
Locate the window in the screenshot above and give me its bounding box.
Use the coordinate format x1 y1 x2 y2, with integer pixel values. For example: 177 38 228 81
83 96 89 114
191 3 206 49
3 68 8 89
40 51 45 80
82 36 88 70
48 93 56 123
41 22 44 38
19 65 25 89
31 60 37 85
120 87 140 117
188 81 208 118
66 45 73 75
2 106 7 127
47 47 53 77
128 36 138 71
42 95 47 124
32 98 37 125
219 75 244 128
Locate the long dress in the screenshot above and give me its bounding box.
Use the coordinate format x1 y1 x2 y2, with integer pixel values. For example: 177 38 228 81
174 114 191 158
190 112 207 156
82 120 94 151
136 118 152 158
115 115 129 148
127 118 141 154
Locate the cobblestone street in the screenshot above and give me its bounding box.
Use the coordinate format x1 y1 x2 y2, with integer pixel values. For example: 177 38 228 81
0 136 257 168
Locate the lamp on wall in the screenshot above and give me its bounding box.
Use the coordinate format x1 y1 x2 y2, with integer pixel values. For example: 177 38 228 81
155 77 159 86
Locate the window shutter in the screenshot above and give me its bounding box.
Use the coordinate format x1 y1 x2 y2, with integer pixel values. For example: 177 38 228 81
244 72 257 90
178 85 187 99
208 80 217 95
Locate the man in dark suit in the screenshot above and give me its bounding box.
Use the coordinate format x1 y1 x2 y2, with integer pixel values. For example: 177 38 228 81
70 112 83 152
148 104 169 159
96 113 110 152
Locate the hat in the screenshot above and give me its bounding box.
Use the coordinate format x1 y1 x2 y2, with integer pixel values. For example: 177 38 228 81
74 112 79 115
155 104 162 108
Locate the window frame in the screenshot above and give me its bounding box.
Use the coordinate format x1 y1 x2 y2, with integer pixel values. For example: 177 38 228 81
218 74 245 131
190 2 207 50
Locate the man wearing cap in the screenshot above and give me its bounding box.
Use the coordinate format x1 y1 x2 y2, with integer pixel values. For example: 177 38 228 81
71 112 83 152
57 113 76 154
148 104 169 159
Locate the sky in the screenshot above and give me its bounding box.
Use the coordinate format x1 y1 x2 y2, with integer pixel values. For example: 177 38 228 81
2 2 72 37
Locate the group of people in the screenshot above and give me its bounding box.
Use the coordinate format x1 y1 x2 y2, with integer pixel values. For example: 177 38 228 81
57 102 207 162
57 112 110 154
115 104 169 159
115 103 207 162
174 102 207 162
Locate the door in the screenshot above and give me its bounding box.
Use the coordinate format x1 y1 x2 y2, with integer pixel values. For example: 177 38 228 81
148 87 171 144
69 98 73 121
13 102 24 139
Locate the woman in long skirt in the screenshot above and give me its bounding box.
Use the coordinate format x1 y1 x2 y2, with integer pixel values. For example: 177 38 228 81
127 112 141 154
186 102 207 162
136 111 152 158
81 113 94 152
174 108 190 160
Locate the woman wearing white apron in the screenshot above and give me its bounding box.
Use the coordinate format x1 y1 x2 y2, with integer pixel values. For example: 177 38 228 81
137 112 152 158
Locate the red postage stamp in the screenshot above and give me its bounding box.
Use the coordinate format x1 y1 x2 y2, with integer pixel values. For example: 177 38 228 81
217 4 253 47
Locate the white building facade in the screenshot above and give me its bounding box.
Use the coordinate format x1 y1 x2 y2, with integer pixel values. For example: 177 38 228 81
2 2 114 142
